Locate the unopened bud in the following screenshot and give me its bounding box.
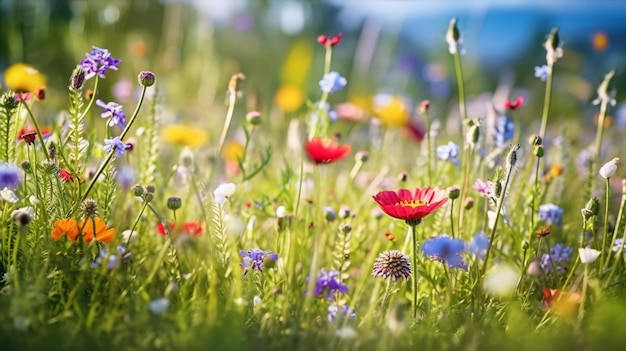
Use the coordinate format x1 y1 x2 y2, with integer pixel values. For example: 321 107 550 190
339 206 351 219
464 197 474 210
528 134 542 146
533 145 544 158
324 207 337 222
228 73 245 95
355 150 369 163
146 184 156 194
1 93 19 109
246 111 261 125
70 66 86 90
582 197 600 220
36 88 45 100
506 144 520 167
398 172 408 182
526 260 542 277
419 100 430 115
167 196 182 211
138 71 156 87
20 160 31 172
340 224 352 234
132 185 144 197
447 186 460 200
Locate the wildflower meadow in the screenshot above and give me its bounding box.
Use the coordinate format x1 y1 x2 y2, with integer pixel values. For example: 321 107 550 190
2 2 626 350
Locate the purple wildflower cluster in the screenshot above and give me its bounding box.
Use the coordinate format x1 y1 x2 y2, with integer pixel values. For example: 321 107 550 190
328 305 356 322
239 248 278 274
309 268 348 300
80 46 121 80
103 136 127 158
538 203 565 227
90 245 131 269
540 243 573 274
96 100 127 129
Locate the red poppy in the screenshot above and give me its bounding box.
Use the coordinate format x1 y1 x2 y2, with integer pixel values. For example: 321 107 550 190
156 221 203 237
372 187 448 222
59 169 74 182
21 132 37 145
305 137 351 164
17 126 52 141
504 96 524 110
317 33 343 47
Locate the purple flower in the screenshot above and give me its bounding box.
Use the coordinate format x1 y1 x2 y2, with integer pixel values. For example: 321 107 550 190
436 141 460 165
96 99 126 129
103 136 126 158
319 71 347 93
308 269 348 300
116 165 137 190
422 235 466 269
0 163 22 190
468 231 489 260
473 178 494 197
372 250 412 281
90 244 131 269
80 46 121 80
534 65 549 82
494 115 514 148
540 243 572 274
613 238 626 253
240 248 276 274
328 305 356 322
538 203 564 227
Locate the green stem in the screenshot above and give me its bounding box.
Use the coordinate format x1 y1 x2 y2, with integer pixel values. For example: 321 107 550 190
578 264 589 326
600 178 611 270
126 201 149 247
410 223 419 319
538 63 554 139
423 110 433 185
605 217 626 288
605 191 626 271
593 99 609 173
78 76 99 121
458 145 473 233
452 52 467 122
450 199 456 239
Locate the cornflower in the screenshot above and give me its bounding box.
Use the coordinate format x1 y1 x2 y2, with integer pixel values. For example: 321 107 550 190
0 163 22 190
538 203 565 227
422 235 467 269
96 100 126 129
103 136 127 158
80 46 121 79
540 243 573 274
436 141 460 165
308 269 348 300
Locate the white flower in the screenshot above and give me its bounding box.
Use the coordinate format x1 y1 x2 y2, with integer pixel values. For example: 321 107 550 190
253 296 262 307
213 183 236 205
599 158 619 179
578 247 601 264
28 195 40 206
276 205 287 218
0 187 18 203
122 229 137 243
335 326 357 339
11 207 35 226
483 262 520 298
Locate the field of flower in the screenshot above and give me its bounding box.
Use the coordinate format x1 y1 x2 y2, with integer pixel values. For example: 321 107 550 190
1 2 626 351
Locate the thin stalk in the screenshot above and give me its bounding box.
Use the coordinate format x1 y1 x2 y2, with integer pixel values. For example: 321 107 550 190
600 178 611 269
410 222 419 319
77 76 99 121
605 189 626 271
423 109 433 184
126 201 149 247
538 63 554 139
592 99 609 176
577 264 590 326
18 93 50 159
458 145 473 232
452 52 467 122
605 220 626 288
450 199 456 239
217 91 237 156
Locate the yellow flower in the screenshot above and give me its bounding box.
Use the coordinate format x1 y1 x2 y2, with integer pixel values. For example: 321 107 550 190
372 94 410 127
162 124 208 148
275 85 304 112
222 140 244 162
4 63 47 93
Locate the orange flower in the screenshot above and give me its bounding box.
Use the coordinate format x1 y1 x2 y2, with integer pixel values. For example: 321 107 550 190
542 288 582 317
51 219 79 241
543 164 564 182
79 217 115 243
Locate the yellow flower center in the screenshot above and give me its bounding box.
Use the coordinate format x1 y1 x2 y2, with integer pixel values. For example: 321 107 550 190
395 200 428 208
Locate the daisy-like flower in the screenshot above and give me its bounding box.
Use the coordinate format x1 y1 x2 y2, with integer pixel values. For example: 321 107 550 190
240 249 278 274
319 71 347 94
578 247 601 264
372 93 410 127
422 235 467 269
473 178 494 197
436 141 460 165
79 217 115 243
305 137 351 164
96 100 126 129
103 136 127 158
372 187 448 224
372 250 412 281
308 269 348 300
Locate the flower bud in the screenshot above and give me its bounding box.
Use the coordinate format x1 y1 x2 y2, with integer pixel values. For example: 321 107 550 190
1 93 19 110
398 172 408 182
228 73 245 95
324 206 337 222
528 134 542 146
132 185 144 197
521 239 530 251
355 150 369 163
245 111 261 125
466 124 480 146
533 145 544 158
36 88 46 101
419 100 430 115
167 196 182 211
81 199 99 218
340 224 352 234
339 206 352 219
447 186 460 200
526 260 542 277
20 160 31 172
70 66 86 91
506 144 520 167
464 197 474 210
582 197 599 221
599 158 619 179
143 193 154 203
138 71 156 87
446 17 461 54
146 184 156 194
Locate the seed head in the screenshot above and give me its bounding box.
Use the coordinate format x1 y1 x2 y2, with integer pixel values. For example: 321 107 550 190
81 199 99 218
70 66 86 90
372 250 412 282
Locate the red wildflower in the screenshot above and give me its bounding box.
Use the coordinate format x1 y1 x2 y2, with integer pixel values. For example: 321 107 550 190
59 169 74 182
372 187 448 223
305 137 351 164
156 221 203 237
542 288 582 316
404 120 425 143
36 88 46 100
21 132 37 145
504 96 524 110
17 126 52 141
317 33 343 47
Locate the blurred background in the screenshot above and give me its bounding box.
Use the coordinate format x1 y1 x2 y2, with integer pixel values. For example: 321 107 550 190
0 0 625 137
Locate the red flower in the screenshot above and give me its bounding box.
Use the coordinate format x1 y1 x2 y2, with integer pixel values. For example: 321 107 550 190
317 33 343 47
21 132 37 145
372 187 448 222
17 126 52 141
156 221 203 237
305 137 351 164
504 96 524 110
404 120 425 143
59 169 74 182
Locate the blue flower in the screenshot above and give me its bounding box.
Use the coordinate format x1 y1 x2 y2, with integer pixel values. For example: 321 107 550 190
308 269 348 300
90 244 131 269
540 243 573 274
328 305 356 322
538 203 564 227
468 231 489 260
239 248 276 274
436 141 460 165
103 136 127 158
319 71 347 93
116 165 137 190
422 235 466 269
494 115 514 148
96 99 126 129
0 163 22 190
613 238 626 253
80 46 121 80
534 65 549 82
149 297 170 315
